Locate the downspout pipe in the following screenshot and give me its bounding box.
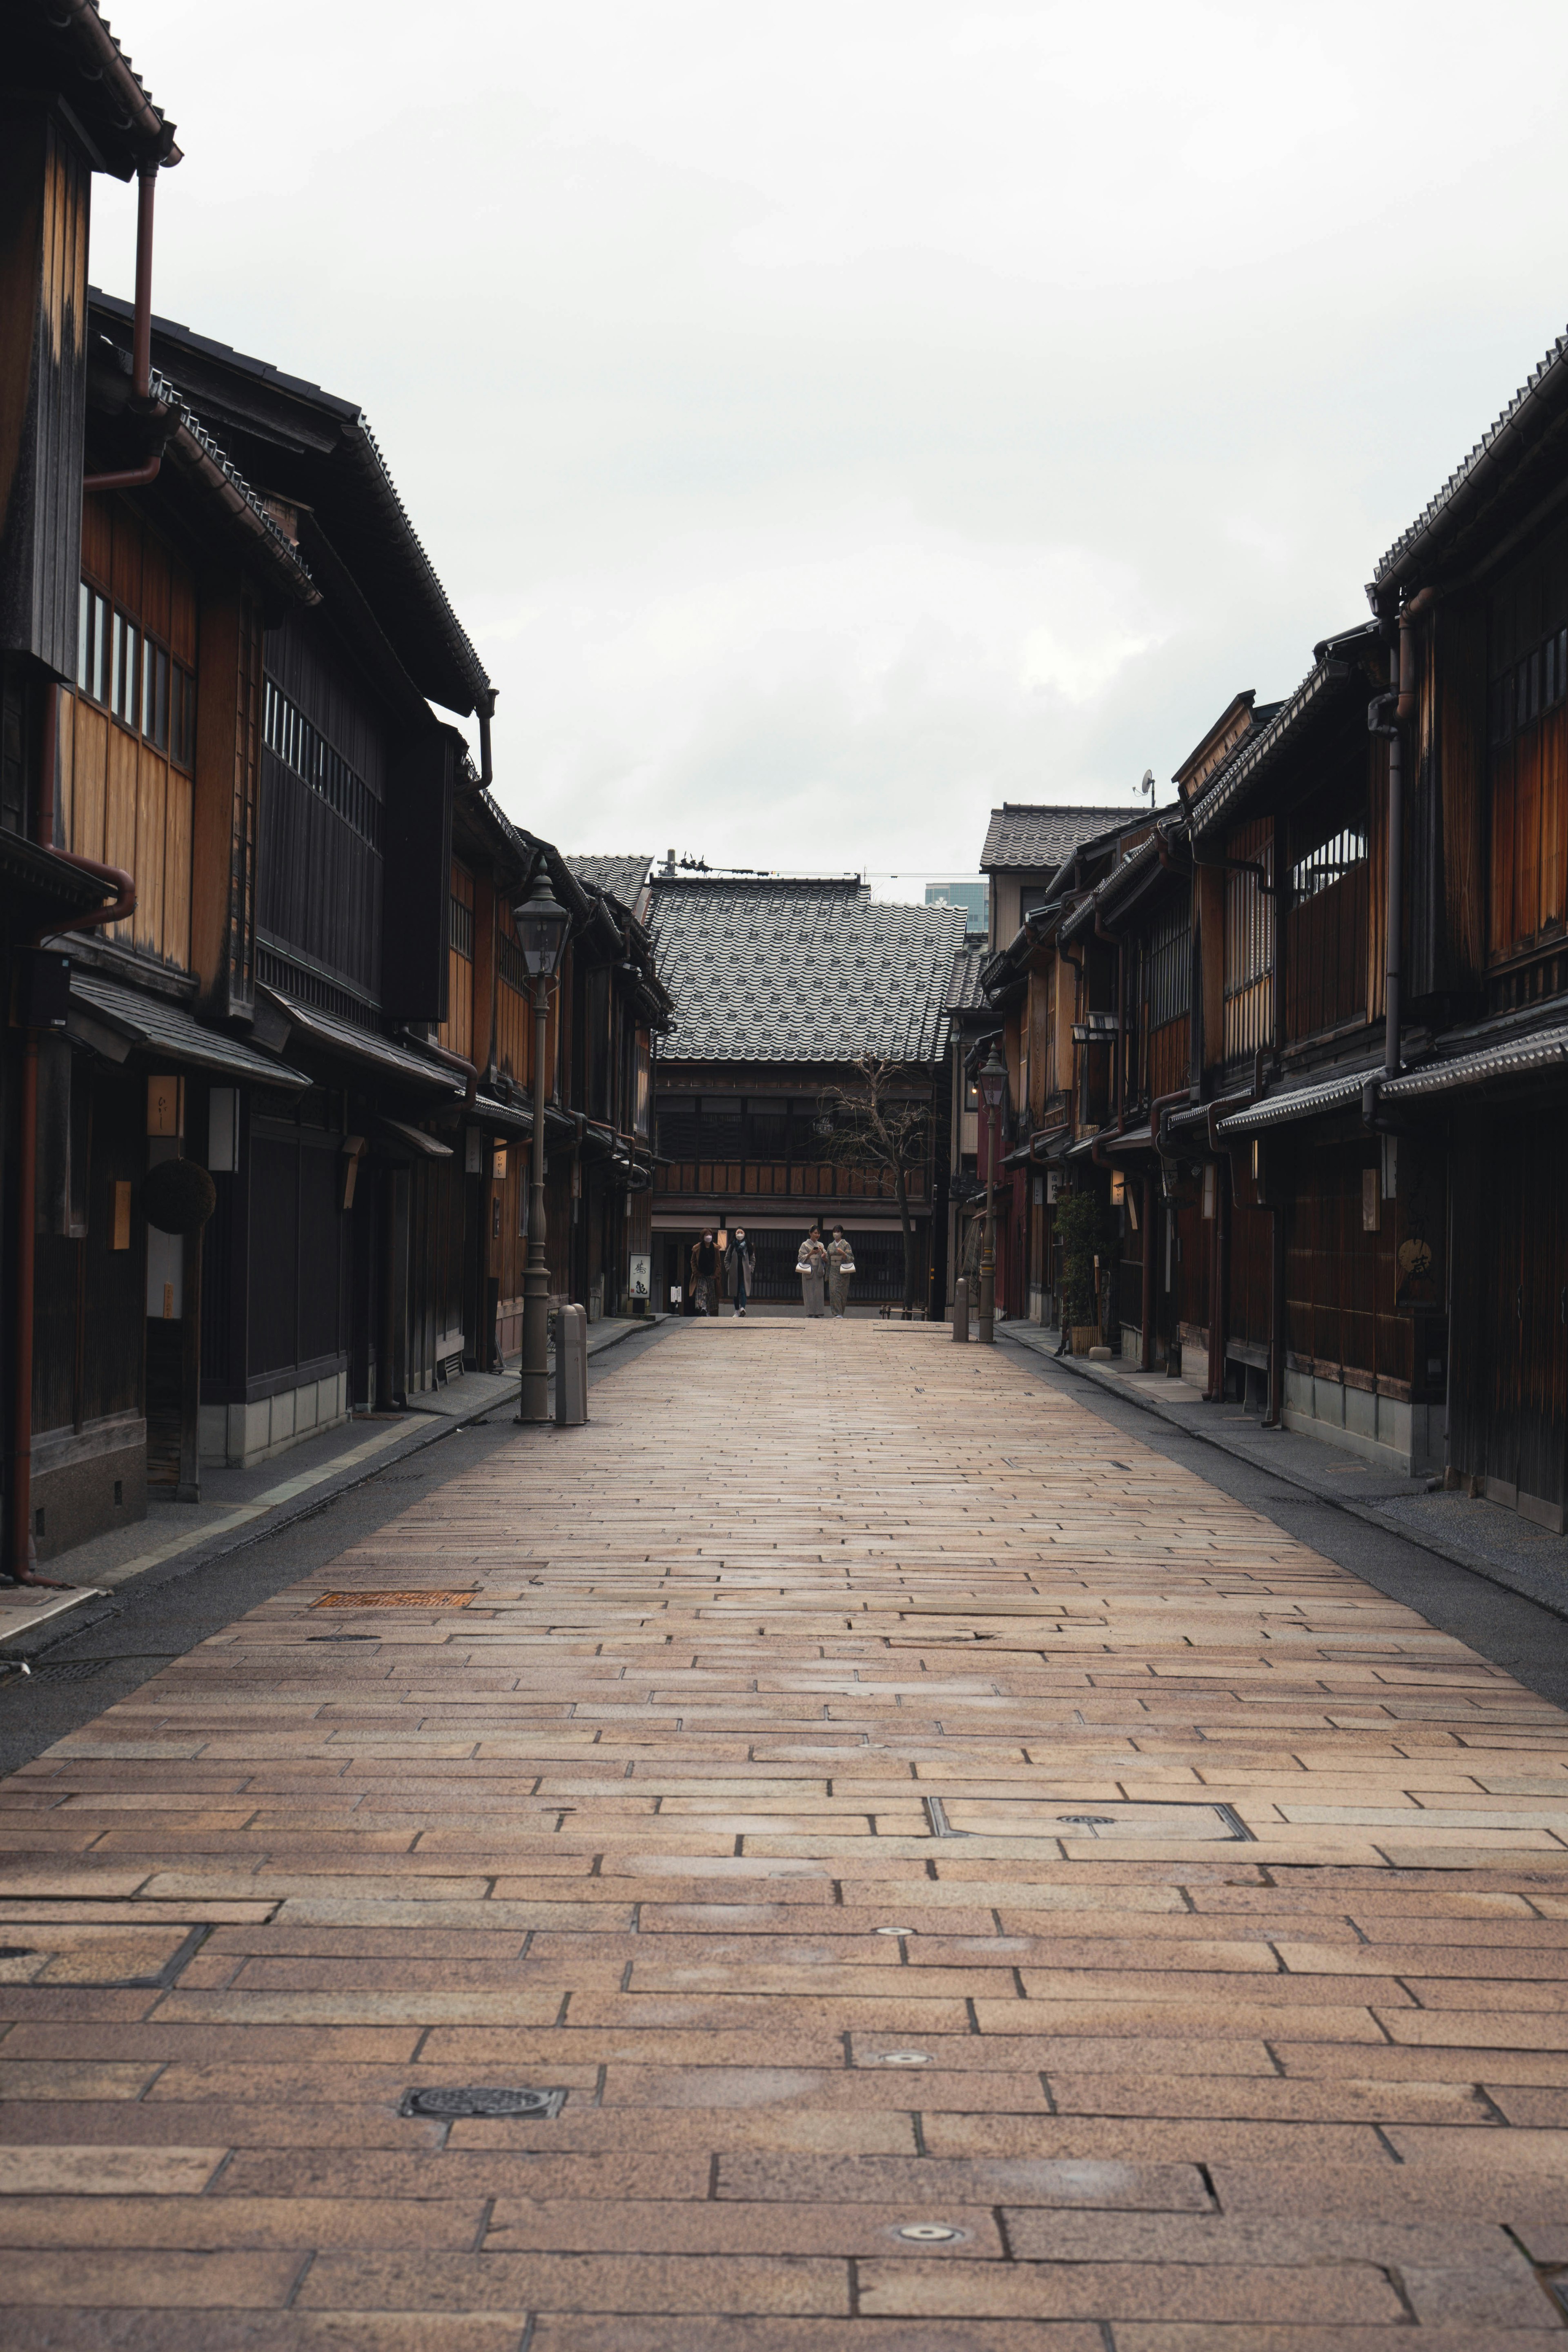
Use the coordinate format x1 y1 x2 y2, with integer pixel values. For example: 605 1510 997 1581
477 690 496 791
84 171 167 496
400 1029 479 1106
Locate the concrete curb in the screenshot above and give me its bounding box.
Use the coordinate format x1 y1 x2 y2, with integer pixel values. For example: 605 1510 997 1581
996 1327 1568 1627
1 1316 671 1667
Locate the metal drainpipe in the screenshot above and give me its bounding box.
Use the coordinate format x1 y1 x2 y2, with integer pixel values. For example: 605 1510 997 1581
84 171 166 496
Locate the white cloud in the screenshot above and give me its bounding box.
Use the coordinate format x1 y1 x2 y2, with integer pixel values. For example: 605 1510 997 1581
92 0 1568 891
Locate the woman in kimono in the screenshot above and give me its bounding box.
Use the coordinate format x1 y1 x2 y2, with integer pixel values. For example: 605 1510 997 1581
826 1225 855 1317
797 1225 827 1317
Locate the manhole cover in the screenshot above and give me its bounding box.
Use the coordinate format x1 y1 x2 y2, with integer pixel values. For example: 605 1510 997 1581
400 2086 566 2120
893 2223 968 2243
924 1796 1252 1842
313 1592 477 1610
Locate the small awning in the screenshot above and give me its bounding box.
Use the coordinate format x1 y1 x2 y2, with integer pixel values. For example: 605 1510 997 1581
375 1118 453 1159
1216 1072 1368 1136
470 1091 534 1135
259 987 465 1094
70 970 310 1088
1382 1023 1568 1102
6 834 116 926
1103 1123 1156 1153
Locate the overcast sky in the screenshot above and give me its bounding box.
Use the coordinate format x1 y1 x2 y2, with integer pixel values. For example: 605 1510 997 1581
95 2 1568 891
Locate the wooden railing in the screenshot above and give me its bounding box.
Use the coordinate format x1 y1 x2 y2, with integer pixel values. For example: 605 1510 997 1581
655 1160 925 1203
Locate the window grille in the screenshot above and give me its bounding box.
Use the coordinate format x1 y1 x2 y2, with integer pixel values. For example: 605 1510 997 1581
262 676 382 851
449 893 474 959
1488 624 1568 744
1147 897 1191 1027
1290 824 1366 902
77 579 195 766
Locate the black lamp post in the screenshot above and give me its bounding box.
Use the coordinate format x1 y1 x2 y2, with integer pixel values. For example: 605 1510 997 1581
977 1042 1008 1345
512 867 570 1423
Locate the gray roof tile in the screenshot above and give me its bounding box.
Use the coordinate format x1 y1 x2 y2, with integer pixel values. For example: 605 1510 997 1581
569 855 653 909
945 946 991 1015
980 803 1128 872
648 880 967 1067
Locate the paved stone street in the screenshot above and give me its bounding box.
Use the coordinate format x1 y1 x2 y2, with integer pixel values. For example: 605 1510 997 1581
4 1321 1568 2348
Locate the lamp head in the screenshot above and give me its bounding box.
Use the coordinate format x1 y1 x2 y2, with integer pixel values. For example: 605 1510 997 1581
979 1042 1008 1113
511 870 570 978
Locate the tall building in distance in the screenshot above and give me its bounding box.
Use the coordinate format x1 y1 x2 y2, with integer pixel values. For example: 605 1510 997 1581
923 878 989 941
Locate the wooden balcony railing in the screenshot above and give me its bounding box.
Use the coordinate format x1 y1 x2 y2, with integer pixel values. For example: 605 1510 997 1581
655 1160 925 1203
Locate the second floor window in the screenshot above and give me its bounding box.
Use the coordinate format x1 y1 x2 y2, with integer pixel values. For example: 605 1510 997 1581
77 579 195 771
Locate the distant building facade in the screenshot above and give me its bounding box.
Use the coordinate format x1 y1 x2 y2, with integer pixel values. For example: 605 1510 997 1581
647 876 966 1312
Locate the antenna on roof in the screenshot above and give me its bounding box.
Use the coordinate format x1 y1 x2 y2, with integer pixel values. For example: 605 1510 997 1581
1138 769 1156 801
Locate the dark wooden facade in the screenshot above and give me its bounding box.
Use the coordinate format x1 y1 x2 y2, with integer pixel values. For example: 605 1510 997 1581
973 327 1568 1528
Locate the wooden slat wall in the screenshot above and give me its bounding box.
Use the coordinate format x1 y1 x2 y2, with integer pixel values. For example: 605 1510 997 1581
440 862 475 1063
1284 1140 1410 1391
66 493 196 968
1450 1109 1568 1514
1485 521 1568 972
1223 815 1272 1062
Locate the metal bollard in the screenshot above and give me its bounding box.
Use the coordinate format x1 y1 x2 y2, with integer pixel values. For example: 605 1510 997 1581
554 1303 588 1425
952 1278 969 1343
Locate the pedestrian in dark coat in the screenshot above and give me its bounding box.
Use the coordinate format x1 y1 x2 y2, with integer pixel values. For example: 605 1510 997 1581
689 1231 719 1316
727 1226 757 1317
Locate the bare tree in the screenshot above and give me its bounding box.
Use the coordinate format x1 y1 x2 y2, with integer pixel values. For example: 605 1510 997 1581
818 1056 931 1312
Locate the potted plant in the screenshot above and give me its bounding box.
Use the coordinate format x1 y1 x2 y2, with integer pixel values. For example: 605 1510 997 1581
1054 1187 1107 1354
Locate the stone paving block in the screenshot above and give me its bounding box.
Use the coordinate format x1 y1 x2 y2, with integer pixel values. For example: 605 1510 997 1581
6 1321 1568 2337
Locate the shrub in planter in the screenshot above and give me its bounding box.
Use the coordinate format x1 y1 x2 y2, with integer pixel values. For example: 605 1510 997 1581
143 1157 217 1235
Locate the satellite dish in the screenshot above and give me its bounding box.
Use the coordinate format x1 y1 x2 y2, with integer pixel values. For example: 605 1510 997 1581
1139 768 1156 800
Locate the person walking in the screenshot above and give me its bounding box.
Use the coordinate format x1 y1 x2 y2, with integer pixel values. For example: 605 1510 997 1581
689 1230 719 1317
727 1225 756 1317
796 1225 827 1318
826 1225 856 1318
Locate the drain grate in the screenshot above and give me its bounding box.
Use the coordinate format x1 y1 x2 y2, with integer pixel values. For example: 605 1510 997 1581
400 2085 566 2120
924 1794 1253 1843
25 1658 114 1683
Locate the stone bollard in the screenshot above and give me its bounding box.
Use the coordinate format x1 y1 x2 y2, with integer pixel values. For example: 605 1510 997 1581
555 1303 588 1425
952 1278 969 1343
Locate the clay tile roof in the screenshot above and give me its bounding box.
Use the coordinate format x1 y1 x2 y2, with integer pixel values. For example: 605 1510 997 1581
568 856 653 910
945 946 991 1016
979 804 1128 873
648 878 967 1067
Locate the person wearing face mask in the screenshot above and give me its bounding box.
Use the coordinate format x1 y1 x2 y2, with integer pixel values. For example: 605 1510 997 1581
726 1224 757 1316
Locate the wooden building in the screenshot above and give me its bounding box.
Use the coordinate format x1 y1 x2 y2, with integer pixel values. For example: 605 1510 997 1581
971 316 1568 1529
2 8 672 1576
647 873 965 1312
2 0 183 1576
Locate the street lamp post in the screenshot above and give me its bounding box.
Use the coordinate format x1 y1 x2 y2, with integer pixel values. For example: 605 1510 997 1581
513 869 571 1424
977 1042 1007 1345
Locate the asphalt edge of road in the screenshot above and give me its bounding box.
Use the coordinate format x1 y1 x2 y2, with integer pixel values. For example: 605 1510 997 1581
0 1313 674 1672
1003 1330 1568 1627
